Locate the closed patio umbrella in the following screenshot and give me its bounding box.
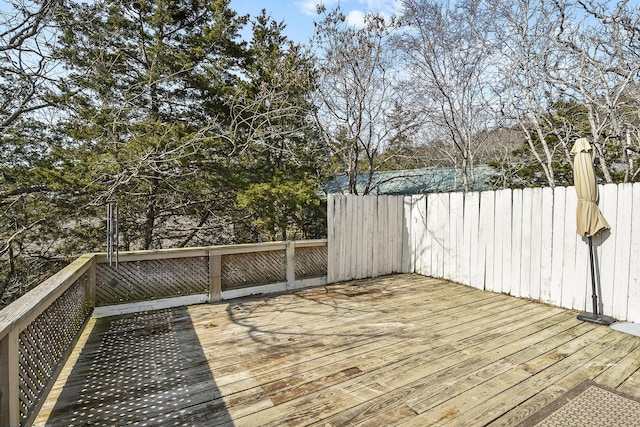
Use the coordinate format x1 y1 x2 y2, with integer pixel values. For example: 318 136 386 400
571 138 615 325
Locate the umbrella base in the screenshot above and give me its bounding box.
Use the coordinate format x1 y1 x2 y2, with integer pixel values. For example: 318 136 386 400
577 312 616 326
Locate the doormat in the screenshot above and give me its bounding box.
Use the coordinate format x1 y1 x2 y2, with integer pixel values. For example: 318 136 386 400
518 380 640 426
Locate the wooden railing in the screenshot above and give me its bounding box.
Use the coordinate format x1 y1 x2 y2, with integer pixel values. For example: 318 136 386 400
0 240 327 426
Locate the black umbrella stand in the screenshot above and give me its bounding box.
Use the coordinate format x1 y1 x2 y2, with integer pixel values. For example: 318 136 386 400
577 236 616 325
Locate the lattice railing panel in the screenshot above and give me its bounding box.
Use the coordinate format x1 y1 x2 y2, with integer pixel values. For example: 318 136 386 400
222 250 286 290
96 257 208 306
295 245 328 279
17 275 91 424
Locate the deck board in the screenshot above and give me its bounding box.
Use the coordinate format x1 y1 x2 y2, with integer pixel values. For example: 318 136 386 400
35 274 640 426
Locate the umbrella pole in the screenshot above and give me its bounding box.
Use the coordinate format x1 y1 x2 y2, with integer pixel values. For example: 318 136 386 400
577 236 616 326
588 236 598 315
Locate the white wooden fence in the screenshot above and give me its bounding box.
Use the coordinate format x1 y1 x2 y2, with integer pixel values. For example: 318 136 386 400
327 183 640 323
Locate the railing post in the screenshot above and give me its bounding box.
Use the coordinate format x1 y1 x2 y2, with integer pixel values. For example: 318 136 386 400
87 255 97 309
0 331 20 427
209 250 222 302
286 241 295 290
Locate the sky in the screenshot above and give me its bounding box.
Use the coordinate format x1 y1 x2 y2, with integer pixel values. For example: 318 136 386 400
229 0 403 43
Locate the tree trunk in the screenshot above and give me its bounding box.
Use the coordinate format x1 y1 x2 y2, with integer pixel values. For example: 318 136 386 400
143 177 159 249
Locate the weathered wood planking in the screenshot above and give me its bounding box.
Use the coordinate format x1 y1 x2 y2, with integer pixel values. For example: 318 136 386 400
519 188 533 299
412 195 428 276
539 187 554 304
629 184 640 323
491 189 507 294
450 192 464 285
465 192 481 290
550 186 566 307
613 183 633 320
598 183 618 317
35 274 640 427
510 189 523 298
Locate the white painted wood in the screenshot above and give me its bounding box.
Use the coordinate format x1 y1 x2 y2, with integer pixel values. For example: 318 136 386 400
326 195 336 284
350 195 360 279
330 195 340 282
550 187 566 307
491 190 507 293
377 196 389 275
597 184 618 317
519 189 533 299
364 196 376 278
438 193 456 280
510 189 523 298
421 195 433 277
612 183 632 321
396 196 405 273
382 195 391 275
402 196 413 273
414 195 431 276
340 196 350 281
628 183 640 322
372 196 380 278
528 188 543 301
388 196 399 273
474 191 494 289
332 196 343 282
450 192 465 284
426 193 445 279
383 195 391 274
479 191 495 292
539 187 554 303
564 187 586 311
92 294 209 318
465 192 481 289
356 196 365 279
498 189 513 295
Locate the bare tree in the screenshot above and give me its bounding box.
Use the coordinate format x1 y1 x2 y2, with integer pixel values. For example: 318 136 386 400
397 0 503 192
494 0 571 187
550 0 640 182
312 5 404 195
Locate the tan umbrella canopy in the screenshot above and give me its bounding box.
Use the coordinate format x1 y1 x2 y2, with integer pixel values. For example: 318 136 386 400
571 138 610 237
571 137 615 325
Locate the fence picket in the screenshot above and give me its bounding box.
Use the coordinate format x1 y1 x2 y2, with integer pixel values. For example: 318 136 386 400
612 183 632 320
539 187 554 303
480 191 495 292
511 189 523 298
465 193 481 289
520 189 533 298
450 192 465 284
550 187 566 307
498 189 513 295
628 183 640 322
598 184 618 317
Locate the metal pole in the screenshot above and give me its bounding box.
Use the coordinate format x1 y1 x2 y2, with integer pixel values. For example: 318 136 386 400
114 202 119 268
107 203 113 266
588 236 598 315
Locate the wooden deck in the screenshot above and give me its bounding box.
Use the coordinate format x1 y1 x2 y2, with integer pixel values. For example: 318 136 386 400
35 274 640 426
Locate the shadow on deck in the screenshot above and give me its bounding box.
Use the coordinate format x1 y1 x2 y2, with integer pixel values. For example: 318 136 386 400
39 308 232 426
